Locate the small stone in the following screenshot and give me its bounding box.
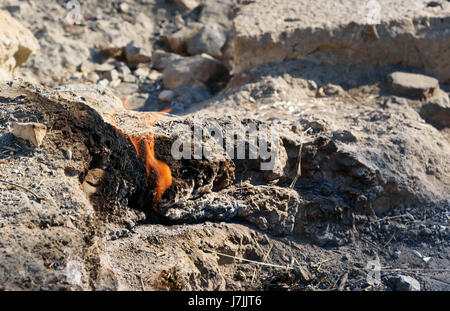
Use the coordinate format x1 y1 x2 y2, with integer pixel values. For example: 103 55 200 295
332 130 357 143
323 83 345 96
71 72 83 80
294 265 313 283
97 79 109 87
158 90 175 103
87 72 100 83
109 79 121 88
412 250 423 259
96 62 116 72
148 70 162 81
172 86 211 104
235 270 246 281
255 217 269 231
79 60 97 75
152 49 183 71
119 2 129 13
166 25 201 54
66 149 73 160
134 67 149 78
420 94 450 127
388 72 440 100
117 64 131 77
162 54 228 89
316 87 326 97
389 275 420 291
307 80 318 91
187 24 227 58
104 69 119 82
124 41 152 65
11 122 47 147
122 74 136 83
405 212 415 221
173 0 199 11
392 250 401 259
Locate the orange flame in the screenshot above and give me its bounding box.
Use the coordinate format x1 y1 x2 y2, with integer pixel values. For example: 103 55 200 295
126 109 172 214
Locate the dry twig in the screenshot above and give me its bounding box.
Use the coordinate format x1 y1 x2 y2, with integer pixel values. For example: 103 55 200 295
338 273 348 291
290 127 311 189
205 249 292 270
250 244 273 286
0 178 46 200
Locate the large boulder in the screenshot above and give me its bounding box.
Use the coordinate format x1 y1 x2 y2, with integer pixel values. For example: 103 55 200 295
0 10 39 81
233 0 450 83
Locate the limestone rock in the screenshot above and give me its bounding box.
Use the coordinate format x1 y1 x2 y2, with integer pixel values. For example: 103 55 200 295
388 72 440 99
0 10 39 80
162 54 228 89
173 0 199 11
158 90 175 102
166 24 202 54
54 83 125 119
233 0 450 83
152 49 183 71
317 83 346 97
198 0 233 31
11 122 47 147
101 39 152 66
173 86 211 104
124 41 152 65
389 275 421 291
187 24 227 58
421 94 450 127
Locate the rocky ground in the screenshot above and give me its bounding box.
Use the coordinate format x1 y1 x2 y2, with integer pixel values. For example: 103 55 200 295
0 0 449 291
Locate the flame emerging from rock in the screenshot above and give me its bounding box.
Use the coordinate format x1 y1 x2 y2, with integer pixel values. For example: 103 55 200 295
117 109 172 214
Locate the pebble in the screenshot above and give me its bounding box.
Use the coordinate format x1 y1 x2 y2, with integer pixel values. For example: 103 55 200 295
158 90 175 103
392 250 401 259
87 72 100 83
134 67 149 78
412 250 422 258
120 2 129 13
187 24 226 58
97 79 109 87
405 212 415 221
